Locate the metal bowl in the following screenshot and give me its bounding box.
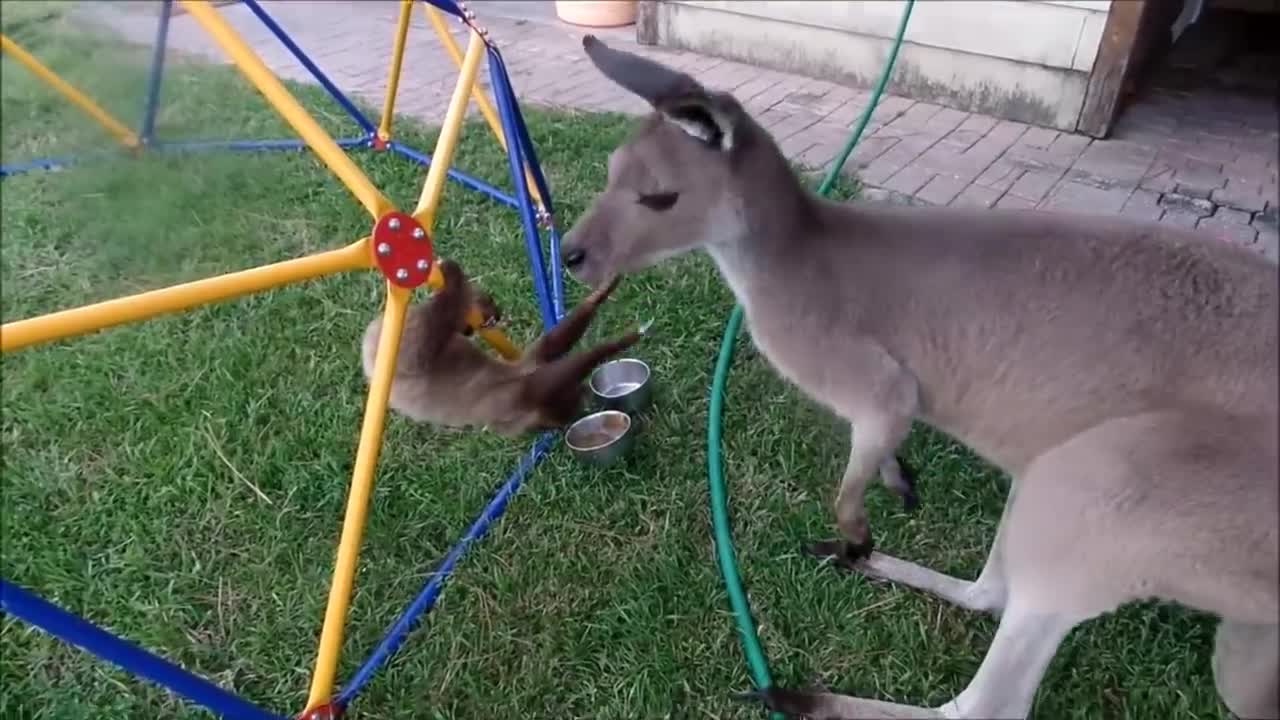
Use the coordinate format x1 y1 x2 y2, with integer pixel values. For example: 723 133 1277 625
589 357 652 413
565 410 635 467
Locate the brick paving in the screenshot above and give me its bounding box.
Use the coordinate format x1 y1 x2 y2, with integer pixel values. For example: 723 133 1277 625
79 0 1278 260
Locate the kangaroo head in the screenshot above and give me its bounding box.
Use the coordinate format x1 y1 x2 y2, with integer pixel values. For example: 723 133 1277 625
561 36 787 287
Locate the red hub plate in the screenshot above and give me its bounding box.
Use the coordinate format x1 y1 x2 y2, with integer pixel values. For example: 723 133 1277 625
370 211 433 289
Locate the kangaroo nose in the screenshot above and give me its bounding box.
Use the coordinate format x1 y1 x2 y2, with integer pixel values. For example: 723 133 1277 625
563 248 587 268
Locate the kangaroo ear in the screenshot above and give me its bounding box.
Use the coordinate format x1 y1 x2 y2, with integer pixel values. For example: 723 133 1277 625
583 35 703 104
657 94 740 152
582 35 739 152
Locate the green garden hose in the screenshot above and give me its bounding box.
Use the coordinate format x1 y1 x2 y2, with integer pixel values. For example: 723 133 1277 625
706 2 916 713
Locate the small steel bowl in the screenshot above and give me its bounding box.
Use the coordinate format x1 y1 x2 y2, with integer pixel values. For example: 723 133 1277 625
565 410 635 467
589 357 652 413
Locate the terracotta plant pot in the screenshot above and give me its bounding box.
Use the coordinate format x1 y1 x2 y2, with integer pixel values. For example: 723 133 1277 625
555 1 637 28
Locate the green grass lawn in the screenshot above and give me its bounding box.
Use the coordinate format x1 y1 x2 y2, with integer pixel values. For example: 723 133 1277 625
1 6 1226 720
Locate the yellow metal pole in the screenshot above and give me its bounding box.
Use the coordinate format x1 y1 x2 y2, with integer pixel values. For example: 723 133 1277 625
411 30 485 228
0 34 139 148
305 284 410 710
422 6 545 210
0 240 371 354
376 0 414 143
476 324 520 361
418 14 538 360
177 1 392 220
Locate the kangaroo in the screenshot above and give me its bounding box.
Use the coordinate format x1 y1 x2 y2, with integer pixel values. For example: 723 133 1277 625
560 36 1279 719
361 259 641 437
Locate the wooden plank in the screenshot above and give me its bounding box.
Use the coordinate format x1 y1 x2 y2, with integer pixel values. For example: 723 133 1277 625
1076 0 1150 138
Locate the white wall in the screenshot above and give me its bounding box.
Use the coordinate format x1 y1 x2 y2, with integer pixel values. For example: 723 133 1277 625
677 1 1110 72
647 0 1115 130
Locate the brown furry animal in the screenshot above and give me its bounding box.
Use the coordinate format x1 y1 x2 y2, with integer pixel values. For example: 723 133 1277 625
361 259 641 436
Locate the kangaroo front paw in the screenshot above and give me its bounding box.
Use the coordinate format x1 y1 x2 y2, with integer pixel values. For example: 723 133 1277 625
836 509 875 557
804 537 874 571
734 686 825 718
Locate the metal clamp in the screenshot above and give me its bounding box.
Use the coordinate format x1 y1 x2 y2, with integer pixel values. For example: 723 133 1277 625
536 206 554 230
454 0 492 45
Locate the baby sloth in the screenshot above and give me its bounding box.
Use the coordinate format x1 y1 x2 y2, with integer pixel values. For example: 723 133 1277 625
361 259 641 436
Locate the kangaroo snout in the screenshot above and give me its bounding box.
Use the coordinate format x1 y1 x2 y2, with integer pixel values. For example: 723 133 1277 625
558 230 607 286
559 238 593 284
563 246 587 270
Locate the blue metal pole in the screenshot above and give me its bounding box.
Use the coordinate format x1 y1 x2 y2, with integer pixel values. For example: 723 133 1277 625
545 226 566 319
488 47 556 329
0 156 78 176
387 141 519 208
153 136 369 153
0 579 285 720
421 0 466 19
139 0 174 145
492 53 554 218
491 49 565 318
333 434 558 708
239 0 377 136
2 137 367 178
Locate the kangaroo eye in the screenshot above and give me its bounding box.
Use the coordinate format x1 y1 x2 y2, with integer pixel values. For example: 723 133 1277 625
637 192 679 211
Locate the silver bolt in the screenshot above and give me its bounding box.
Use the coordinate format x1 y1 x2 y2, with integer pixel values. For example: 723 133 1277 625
416 258 430 271
388 217 401 230
412 227 426 240
376 242 392 256
395 268 409 280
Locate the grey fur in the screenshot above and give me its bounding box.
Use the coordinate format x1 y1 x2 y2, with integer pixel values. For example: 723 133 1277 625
561 36 1279 719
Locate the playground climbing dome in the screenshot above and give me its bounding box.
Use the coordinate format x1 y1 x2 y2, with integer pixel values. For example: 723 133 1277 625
0 1 569 718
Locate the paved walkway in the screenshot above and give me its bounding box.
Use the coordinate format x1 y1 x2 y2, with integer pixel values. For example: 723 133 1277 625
81 1 1278 259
